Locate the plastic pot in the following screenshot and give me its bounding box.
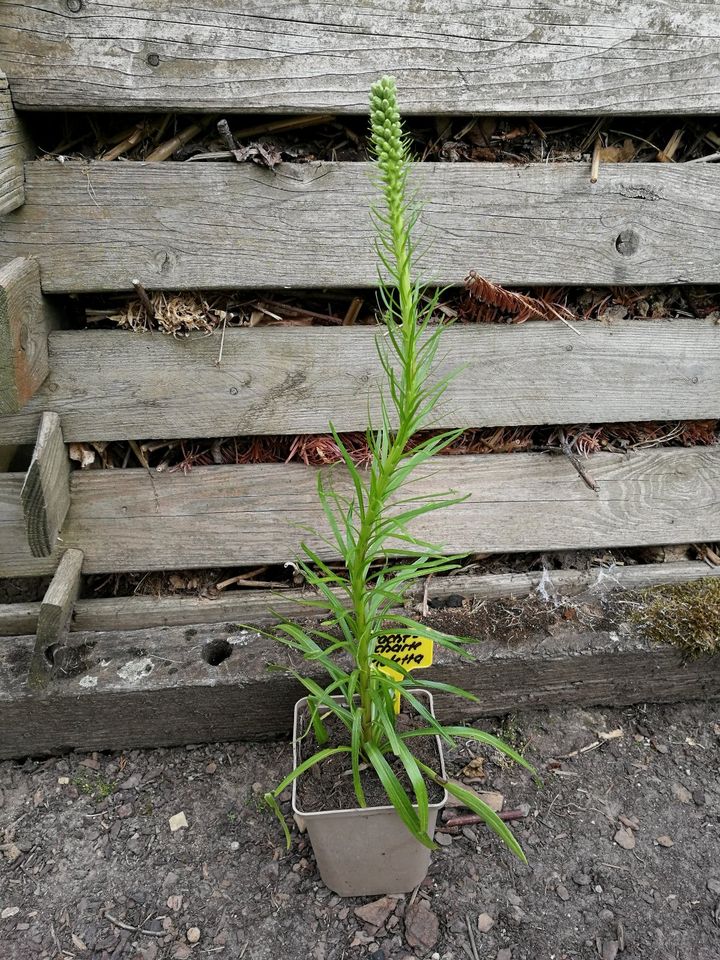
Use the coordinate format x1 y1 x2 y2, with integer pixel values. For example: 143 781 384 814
291 691 447 897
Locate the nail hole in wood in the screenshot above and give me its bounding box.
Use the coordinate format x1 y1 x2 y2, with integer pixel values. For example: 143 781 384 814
66 0 82 11
147 53 160 67
203 638 232 666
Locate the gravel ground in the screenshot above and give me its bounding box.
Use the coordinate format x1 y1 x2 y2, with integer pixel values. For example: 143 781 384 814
1 701 719 960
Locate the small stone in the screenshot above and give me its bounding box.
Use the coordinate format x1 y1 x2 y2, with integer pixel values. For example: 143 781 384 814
186 927 201 944
57 777 70 785
613 827 636 850
462 827 477 842
1 907 20 919
167 895 182 912
655 835 674 847
477 913 494 933
230 841 240 852
671 783 692 804
601 941 619 960
350 930 375 948
693 789 706 806
404 901 439 952
3 844 21 863
168 812 189 832
251 782 263 794
556 885 570 902
173 947 192 960
506 890 521 907
205 762 217 774
354 897 396 932
476 791 504 813
618 814 639 830
116 803 133 818
435 832 453 847
572 873 592 886
497 951 512 960
707 878 720 895
599 909 614 922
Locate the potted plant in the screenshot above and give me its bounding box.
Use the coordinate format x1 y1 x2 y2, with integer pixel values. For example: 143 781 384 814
264 76 536 897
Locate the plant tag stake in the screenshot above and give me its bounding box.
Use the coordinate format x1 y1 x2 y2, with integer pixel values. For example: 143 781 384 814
374 634 434 713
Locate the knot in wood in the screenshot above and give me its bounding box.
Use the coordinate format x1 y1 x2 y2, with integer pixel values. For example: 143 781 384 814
615 229 640 257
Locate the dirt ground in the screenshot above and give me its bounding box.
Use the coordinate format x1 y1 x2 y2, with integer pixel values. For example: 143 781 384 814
1 700 719 960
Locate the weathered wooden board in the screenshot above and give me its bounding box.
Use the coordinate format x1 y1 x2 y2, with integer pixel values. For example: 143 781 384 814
1 0 719 114
1 616 718 758
29 547 84 686
1 561 717 637
1 448 719 576
2 163 720 292
21 412 71 556
0 258 56 416
0 72 27 216
1 320 719 443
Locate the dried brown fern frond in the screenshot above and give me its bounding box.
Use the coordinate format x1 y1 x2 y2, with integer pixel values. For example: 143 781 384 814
462 271 578 325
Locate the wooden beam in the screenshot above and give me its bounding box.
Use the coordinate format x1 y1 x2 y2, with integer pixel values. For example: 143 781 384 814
28 547 83 687
21 412 71 557
0 71 28 216
3 162 720 292
1 612 718 758
0 258 56 415
0 601 38 636
1 320 719 444
1 1 719 114
2 561 718 637
1 448 719 576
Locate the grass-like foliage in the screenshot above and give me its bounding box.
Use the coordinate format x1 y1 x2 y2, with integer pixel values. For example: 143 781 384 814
264 77 535 858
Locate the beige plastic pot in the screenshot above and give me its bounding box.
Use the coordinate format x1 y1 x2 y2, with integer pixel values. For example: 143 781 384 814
291 691 448 897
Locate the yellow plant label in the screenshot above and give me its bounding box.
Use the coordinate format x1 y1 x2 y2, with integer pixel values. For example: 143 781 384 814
374 634 434 712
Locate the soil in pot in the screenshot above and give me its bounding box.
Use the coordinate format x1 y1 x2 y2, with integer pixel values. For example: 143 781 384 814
295 701 445 813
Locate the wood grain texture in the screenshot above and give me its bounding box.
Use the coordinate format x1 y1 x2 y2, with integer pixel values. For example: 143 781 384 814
0 72 27 215
21 412 71 557
0 258 54 415
1 448 719 576
1 616 718 758
2 162 720 293
29 547 83 687
1 320 719 443
1 0 719 114
2 561 717 637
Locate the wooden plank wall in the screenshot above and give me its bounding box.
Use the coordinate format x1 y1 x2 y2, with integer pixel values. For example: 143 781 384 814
2 163 719 292
1 449 719 576
0 321 718 443
1 0 719 114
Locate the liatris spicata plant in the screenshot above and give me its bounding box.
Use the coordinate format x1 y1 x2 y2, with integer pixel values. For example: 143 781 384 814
264 77 535 855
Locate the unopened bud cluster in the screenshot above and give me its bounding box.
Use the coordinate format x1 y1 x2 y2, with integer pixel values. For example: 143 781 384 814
369 76 407 216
